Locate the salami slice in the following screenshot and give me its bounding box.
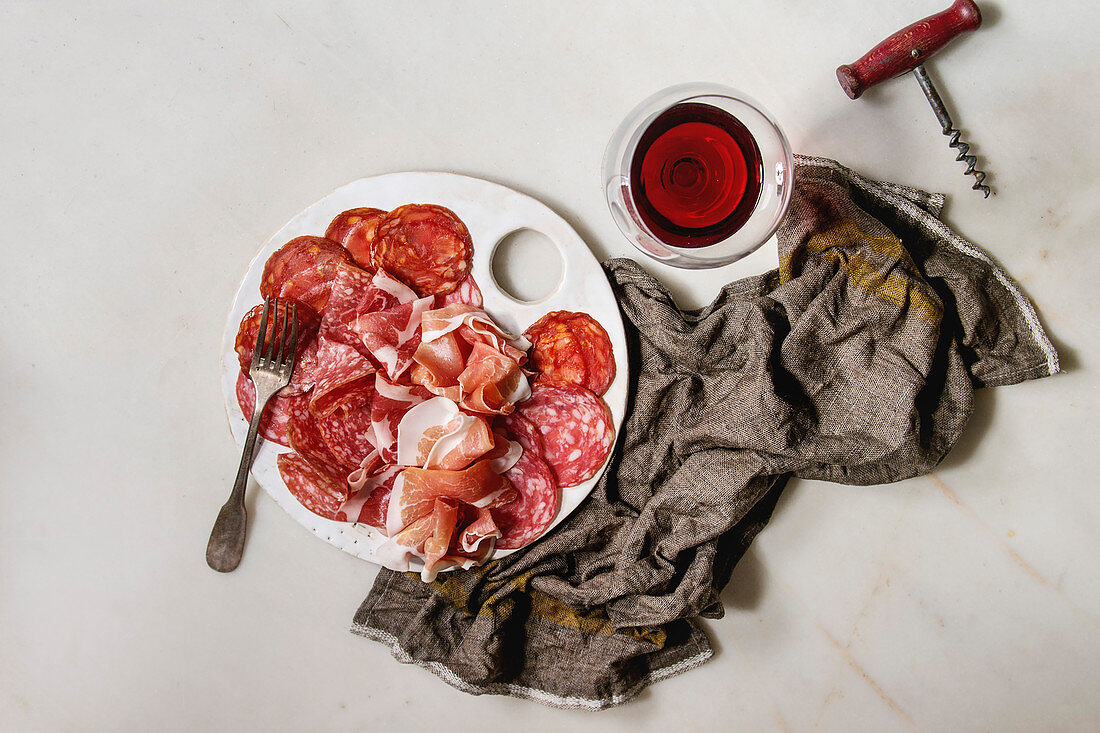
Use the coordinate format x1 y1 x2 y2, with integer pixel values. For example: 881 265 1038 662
324 207 387 270
319 262 403 351
277 452 350 521
502 412 545 459
562 312 615 396
342 464 402 529
309 336 376 418
493 450 559 549
260 236 355 312
435 274 483 309
316 396 377 472
235 369 305 447
372 204 473 297
523 311 616 396
523 313 587 387
514 381 614 488
234 299 321 396
287 397 346 470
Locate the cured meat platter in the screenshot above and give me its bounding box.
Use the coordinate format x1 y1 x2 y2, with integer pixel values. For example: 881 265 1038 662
220 172 628 574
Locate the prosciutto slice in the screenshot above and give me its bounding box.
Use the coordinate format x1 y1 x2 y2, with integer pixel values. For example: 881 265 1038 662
376 499 501 581
394 498 459 573
342 462 402 528
457 504 502 554
483 431 523 475
353 295 435 381
385 459 517 536
458 342 531 414
395 396 495 470
370 374 430 463
412 305 532 414
420 304 530 362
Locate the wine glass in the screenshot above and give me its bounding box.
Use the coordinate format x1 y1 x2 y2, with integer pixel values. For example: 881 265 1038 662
603 83 794 269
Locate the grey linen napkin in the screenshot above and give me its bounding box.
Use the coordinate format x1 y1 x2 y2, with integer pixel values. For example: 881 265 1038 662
350 155 1060 709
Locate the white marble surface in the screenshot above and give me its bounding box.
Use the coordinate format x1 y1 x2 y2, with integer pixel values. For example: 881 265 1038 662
2 1 1097 730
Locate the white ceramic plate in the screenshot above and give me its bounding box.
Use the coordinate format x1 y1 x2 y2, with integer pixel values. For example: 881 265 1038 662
220 172 628 570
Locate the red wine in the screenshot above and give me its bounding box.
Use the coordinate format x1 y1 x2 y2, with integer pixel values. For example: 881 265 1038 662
629 102 763 248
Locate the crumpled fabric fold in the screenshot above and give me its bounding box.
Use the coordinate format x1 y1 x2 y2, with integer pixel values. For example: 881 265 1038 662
350 155 1059 710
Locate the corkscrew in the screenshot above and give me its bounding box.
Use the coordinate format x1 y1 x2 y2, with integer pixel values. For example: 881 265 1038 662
836 0 993 198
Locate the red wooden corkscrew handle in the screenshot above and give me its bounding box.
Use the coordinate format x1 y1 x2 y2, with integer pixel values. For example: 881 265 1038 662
837 0 982 99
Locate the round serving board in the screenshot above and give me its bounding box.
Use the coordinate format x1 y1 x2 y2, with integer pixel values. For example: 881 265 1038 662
220 172 628 571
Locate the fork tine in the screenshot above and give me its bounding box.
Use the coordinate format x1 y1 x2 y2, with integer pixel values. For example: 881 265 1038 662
263 297 279 363
251 297 272 369
274 298 288 365
285 303 299 370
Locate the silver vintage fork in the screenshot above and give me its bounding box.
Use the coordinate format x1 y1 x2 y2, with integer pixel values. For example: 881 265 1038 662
206 297 298 572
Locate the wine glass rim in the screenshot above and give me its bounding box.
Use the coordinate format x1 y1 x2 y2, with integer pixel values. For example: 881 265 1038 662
603 83 795 269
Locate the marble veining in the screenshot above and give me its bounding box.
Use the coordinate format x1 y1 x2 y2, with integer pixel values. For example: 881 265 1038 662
2 1 1097 730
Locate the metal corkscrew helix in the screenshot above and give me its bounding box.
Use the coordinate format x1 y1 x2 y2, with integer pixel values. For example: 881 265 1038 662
836 0 993 198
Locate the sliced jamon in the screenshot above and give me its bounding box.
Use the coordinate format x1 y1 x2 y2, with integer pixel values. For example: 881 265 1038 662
376 499 502 581
321 264 419 353
371 374 430 463
316 396 377 473
324 207 387 270
514 381 614 488
234 299 321 396
482 430 523 475
412 304 532 414
343 463 402 528
353 294 435 381
456 504 502 554
393 498 459 574
385 459 517 535
456 342 531 414
260 236 355 312
372 204 473 297
276 452 350 521
409 332 466 398
420 304 530 364
235 370 305 447
395 396 495 470
524 310 616 396
435 274 483 309
309 336 376 418
493 449 559 549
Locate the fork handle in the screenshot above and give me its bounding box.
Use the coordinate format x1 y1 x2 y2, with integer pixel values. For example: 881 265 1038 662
206 394 270 572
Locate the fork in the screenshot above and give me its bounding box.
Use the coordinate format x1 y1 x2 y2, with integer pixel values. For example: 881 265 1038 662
206 297 298 572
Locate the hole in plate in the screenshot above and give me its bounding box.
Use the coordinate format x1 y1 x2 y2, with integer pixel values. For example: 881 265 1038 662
491 229 563 303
